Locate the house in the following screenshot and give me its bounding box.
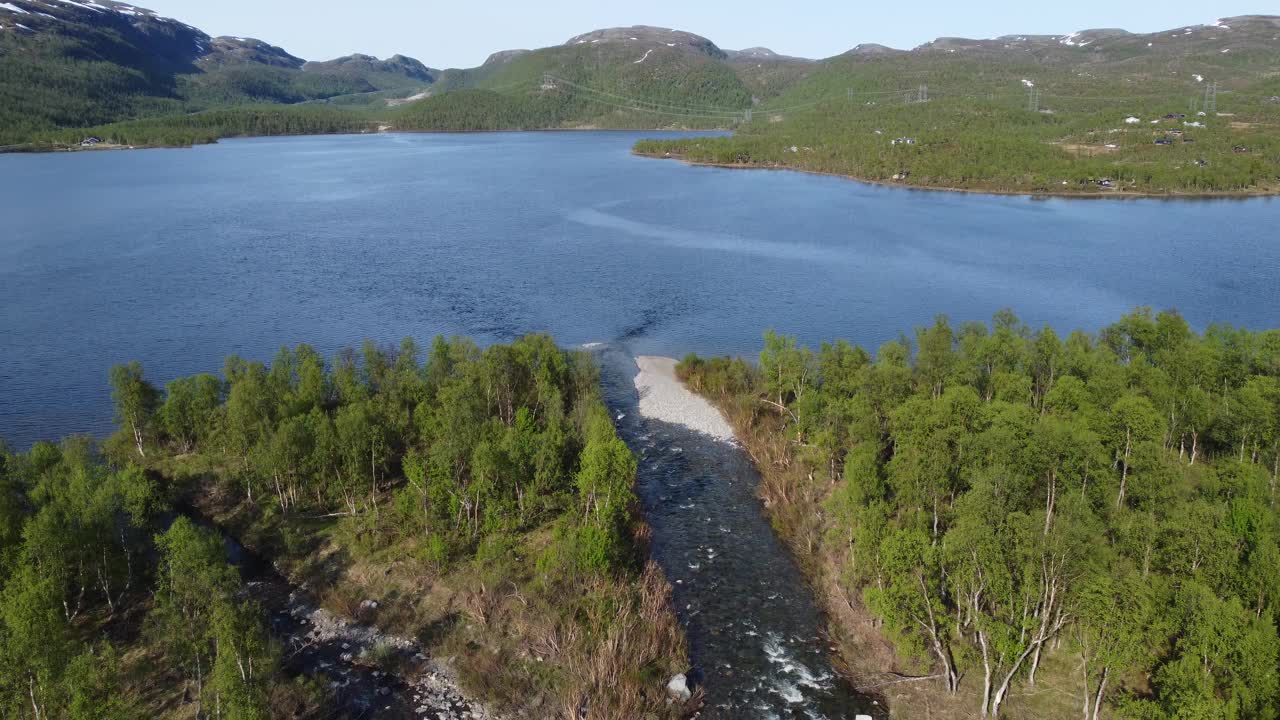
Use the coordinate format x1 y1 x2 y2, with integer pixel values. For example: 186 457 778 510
79 137 102 147
891 170 911 181
1169 129 1184 136
1183 138 1195 143
1099 178 1115 188
891 137 916 146
1234 145 1250 154
1184 121 1204 128
1125 116 1141 124
1194 159 1208 167
1155 138 1173 145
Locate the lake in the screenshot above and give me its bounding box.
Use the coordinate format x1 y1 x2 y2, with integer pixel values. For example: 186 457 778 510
4 130 1279 718
2 130 1277 446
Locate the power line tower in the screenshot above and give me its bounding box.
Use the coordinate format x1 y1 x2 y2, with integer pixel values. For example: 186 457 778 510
541 73 556 90
744 109 752 123
1027 86 1040 112
1203 82 1218 113
918 84 929 103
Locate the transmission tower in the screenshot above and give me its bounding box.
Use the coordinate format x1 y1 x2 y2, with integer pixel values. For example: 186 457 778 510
918 84 929 103
744 109 752 123
1203 82 1217 113
1027 86 1040 112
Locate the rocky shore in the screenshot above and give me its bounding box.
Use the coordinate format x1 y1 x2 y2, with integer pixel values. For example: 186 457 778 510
633 356 736 443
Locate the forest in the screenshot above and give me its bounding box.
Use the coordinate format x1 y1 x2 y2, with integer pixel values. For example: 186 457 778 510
3 106 381 151
634 92 1280 195
0 334 686 719
678 309 1280 719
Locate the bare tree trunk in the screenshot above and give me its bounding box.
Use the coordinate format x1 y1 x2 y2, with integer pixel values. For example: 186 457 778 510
1116 428 1131 507
1090 667 1108 720
918 575 959 692
274 472 287 512
994 571 1066 717
1271 452 1278 500
1044 469 1057 536
978 630 994 718
132 419 146 458
1080 654 1091 720
29 676 43 720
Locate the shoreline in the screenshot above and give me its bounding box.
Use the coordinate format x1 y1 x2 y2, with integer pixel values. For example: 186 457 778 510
634 151 1280 201
12 127 1272 201
2 126 731 155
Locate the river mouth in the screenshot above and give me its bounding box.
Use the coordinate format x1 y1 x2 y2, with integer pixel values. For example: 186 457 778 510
595 346 880 719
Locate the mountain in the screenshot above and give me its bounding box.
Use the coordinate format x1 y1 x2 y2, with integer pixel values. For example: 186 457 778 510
395 25 755 131
2 1 1278 166
723 46 817 101
0 0 435 140
302 53 438 87
564 25 727 59
202 36 304 68
636 15 1280 195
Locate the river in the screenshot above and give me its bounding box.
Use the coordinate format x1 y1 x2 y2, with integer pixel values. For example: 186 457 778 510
2 131 1277 718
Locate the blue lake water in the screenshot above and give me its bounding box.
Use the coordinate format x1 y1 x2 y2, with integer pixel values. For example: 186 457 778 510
2 130 1278 718
3 131 1277 446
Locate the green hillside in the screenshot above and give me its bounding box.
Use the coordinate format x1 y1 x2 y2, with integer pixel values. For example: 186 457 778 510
397 27 756 131
0 0 433 146
3 1 1278 197
636 17 1280 195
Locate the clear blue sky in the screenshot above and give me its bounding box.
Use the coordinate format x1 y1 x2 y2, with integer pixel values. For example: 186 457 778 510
141 0 1262 67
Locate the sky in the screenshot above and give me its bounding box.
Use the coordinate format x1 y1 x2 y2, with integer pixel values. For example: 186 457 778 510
140 0 1262 67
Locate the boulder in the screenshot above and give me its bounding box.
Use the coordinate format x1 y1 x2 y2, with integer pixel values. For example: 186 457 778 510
666 673 692 702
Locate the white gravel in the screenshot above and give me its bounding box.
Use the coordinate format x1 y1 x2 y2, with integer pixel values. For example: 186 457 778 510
633 356 737 444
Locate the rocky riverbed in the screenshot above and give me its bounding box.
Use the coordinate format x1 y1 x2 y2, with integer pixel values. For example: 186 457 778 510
216 527 496 720
597 349 881 718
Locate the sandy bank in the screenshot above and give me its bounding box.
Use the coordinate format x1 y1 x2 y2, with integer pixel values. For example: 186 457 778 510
633 356 737 444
